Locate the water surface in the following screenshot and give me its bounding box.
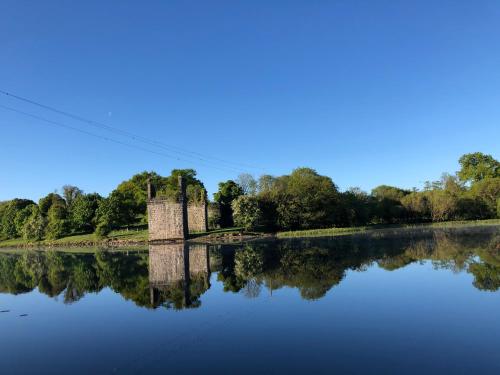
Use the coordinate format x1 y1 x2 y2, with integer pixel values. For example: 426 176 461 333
1 226 499 374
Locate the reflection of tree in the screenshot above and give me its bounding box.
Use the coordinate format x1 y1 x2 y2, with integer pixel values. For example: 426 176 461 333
0 249 151 307
212 227 500 300
0 227 498 307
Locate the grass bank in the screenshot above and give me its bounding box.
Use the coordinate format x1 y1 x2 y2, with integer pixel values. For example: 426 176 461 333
276 219 500 238
2 219 498 248
0 227 257 248
0 229 149 248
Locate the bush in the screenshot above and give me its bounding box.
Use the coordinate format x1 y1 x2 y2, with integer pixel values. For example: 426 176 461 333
232 195 262 231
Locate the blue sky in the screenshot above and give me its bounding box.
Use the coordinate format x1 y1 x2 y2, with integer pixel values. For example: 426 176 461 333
1 0 499 201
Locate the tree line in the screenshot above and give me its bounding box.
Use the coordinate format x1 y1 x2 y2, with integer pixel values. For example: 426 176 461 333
0 152 498 242
229 152 499 231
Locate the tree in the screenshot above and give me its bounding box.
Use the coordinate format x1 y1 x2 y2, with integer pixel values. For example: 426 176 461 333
70 193 103 232
1 199 35 238
371 185 409 223
232 195 262 230
62 185 83 209
276 168 340 230
23 206 46 241
114 169 205 225
458 152 499 184
401 192 431 222
236 173 257 195
46 202 69 240
469 177 500 218
427 190 458 222
14 204 36 235
214 180 244 227
94 194 123 237
39 193 66 215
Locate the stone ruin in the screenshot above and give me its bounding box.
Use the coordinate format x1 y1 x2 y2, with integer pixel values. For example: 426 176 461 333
147 176 208 242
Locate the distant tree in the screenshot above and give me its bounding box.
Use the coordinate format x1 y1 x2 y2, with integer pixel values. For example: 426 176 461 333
14 204 36 235
236 173 257 195
39 193 66 215
337 188 371 226
371 185 410 201
70 193 103 232
427 190 458 222
46 202 69 240
62 185 83 209
458 152 499 184
1 199 35 238
401 192 431 222
114 169 205 225
214 180 244 227
94 190 134 237
207 202 221 230
278 168 340 230
232 195 262 230
468 177 500 218
371 185 409 224
23 206 46 241
257 175 276 193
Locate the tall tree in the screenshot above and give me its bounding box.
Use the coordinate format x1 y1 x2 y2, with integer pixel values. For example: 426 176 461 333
62 185 83 209
214 180 244 227
458 152 499 183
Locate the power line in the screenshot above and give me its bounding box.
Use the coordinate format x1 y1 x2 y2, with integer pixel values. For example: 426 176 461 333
0 89 263 172
0 103 246 174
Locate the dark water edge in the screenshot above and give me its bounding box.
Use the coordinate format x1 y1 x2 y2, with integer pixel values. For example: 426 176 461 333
0 225 499 374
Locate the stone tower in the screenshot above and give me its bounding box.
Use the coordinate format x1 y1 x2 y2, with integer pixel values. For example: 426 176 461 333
147 176 188 241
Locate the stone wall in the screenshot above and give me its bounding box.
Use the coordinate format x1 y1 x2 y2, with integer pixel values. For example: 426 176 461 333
147 200 188 241
187 203 208 233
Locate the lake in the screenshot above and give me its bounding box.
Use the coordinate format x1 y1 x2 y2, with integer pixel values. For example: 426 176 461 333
1 226 499 374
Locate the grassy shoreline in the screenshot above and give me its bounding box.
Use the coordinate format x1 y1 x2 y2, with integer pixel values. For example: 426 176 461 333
1 219 498 249
276 219 500 238
0 227 259 248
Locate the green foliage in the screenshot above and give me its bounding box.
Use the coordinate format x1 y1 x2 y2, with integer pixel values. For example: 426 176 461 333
62 185 83 209
469 177 500 217
39 193 65 215
458 152 499 183
70 193 103 232
94 196 120 237
257 168 340 230
1 199 35 238
232 195 262 230
46 202 69 240
207 202 221 229
14 204 36 235
1 152 498 241
337 188 371 226
237 173 257 195
23 206 46 241
214 180 244 227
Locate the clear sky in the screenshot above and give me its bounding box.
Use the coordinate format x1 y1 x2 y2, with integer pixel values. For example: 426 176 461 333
1 0 499 202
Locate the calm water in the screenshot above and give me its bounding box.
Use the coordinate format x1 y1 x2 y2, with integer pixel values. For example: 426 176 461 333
1 226 499 374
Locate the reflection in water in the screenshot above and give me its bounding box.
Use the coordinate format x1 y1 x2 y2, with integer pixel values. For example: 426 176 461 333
0 227 498 308
148 243 210 309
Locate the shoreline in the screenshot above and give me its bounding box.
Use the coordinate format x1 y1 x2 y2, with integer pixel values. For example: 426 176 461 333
0 219 498 249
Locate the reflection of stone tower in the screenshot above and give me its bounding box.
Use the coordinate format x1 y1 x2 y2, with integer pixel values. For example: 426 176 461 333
148 243 210 308
149 243 190 307
147 176 188 241
189 243 210 288
149 243 189 286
